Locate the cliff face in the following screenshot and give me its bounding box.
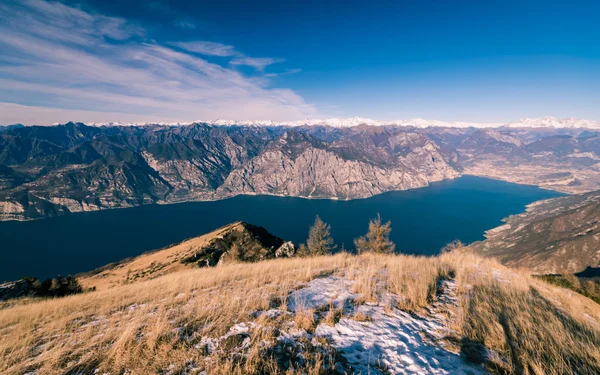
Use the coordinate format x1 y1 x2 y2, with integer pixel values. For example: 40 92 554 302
0 124 461 220
219 131 459 199
471 191 600 274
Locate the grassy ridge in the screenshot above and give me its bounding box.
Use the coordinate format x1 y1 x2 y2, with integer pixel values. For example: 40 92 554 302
1 251 600 374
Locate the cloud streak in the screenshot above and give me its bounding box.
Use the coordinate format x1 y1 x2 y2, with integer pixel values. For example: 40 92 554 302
172 41 285 71
0 0 317 125
171 41 237 57
230 56 284 71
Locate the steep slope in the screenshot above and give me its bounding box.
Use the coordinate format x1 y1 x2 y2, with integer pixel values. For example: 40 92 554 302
471 191 600 274
139 124 274 201
0 124 464 220
0 137 173 220
0 124 24 133
0 124 276 220
79 222 293 291
219 129 459 199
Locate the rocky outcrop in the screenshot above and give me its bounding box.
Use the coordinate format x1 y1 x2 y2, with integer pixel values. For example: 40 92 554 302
185 222 287 267
275 241 296 258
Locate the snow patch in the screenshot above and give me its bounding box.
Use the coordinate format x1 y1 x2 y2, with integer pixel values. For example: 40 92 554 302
286 275 485 374
287 275 355 312
314 279 484 375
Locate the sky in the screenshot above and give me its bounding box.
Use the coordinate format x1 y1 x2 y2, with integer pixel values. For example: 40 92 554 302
0 0 599 125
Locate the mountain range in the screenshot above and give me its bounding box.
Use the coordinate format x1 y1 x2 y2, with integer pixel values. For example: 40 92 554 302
84 116 600 129
2 121 600 220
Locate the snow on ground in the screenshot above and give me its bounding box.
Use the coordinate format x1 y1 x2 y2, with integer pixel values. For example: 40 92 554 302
296 274 484 375
287 275 356 312
158 274 486 374
316 304 482 375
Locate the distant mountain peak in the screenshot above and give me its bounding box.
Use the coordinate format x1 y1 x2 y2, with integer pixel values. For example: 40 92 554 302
77 116 600 130
505 117 600 129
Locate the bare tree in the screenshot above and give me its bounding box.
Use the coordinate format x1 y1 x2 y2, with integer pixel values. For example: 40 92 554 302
354 214 395 254
306 215 336 256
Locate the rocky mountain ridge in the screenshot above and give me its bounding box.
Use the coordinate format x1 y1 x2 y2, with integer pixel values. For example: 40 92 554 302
0 123 461 220
2 122 600 220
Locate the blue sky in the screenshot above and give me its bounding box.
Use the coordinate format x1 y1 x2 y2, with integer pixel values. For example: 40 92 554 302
0 0 598 124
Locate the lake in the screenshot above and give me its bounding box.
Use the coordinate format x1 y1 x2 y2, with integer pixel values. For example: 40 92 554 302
0 176 562 282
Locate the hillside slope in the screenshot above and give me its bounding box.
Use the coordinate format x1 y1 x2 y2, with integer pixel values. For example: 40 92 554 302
472 191 600 274
2 249 600 374
79 222 293 291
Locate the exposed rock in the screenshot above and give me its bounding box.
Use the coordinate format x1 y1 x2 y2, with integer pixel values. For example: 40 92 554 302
185 222 286 266
0 124 462 221
219 130 459 199
471 190 600 274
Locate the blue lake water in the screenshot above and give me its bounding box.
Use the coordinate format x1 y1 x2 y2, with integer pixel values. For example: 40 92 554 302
0 176 562 282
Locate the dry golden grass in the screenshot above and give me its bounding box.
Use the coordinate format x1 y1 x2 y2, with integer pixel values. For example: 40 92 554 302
1 250 600 375
78 222 246 291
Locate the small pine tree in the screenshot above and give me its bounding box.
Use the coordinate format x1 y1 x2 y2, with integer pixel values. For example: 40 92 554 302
306 215 336 256
354 214 395 254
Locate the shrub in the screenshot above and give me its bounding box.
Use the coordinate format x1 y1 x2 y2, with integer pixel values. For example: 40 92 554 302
296 243 310 257
17 275 84 299
441 240 465 253
39 275 83 297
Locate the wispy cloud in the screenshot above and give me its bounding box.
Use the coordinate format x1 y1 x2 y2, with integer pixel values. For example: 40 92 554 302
175 20 196 30
0 0 316 124
172 41 237 57
230 57 285 71
265 68 302 78
173 41 284 71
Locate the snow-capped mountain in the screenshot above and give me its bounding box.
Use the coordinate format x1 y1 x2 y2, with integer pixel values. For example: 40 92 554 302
204 117 502 128
505 117 600 129
62 121 200 127
84 116 600 129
